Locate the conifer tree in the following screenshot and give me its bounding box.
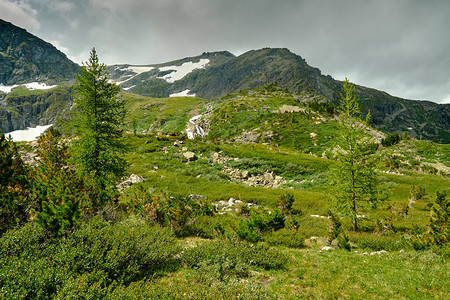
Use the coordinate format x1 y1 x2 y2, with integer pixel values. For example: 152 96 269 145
331 78 379 231
0 132 29 234
71 48 127 200
30 128 85 236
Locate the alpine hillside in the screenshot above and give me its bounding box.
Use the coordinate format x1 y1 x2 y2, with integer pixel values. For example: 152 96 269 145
107 48 450 143
0 19 79 133
0 18 448 143
0 19 79 85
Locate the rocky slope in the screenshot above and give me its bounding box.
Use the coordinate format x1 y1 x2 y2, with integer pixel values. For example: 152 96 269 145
0 19 79 133
107 48 449 143
0 18 447 143
0 19 79 85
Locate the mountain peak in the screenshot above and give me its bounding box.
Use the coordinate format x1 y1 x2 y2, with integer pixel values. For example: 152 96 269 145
0 18 80 85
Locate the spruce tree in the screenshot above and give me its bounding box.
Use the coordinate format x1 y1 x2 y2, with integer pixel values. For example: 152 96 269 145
71 48 127 200
331 78 379 231
0 132 30 234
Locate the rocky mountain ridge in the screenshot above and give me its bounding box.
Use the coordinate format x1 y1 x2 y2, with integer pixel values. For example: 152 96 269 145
107 48 449 143
0 19 448 143
0 19 79 85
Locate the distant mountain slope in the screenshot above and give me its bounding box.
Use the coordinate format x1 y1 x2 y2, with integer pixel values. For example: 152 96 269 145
0 19 80 85
0 19 80 134
107 48 449 143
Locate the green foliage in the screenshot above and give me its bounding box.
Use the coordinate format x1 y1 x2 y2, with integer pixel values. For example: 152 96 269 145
337 233 351 251
181 239 288 275
0 132 30 234
125 186 216 236
410 185 426 202
350 234 404 251
408 191 449 250
263 228 305 248
307 101 336 116
429 191 449 246
276 192 295 215
328 211 343 245
381 133 401 147
70 48 127 197
330 78 381 231
236 208 285 242
29 128 85 236
0 217 180 299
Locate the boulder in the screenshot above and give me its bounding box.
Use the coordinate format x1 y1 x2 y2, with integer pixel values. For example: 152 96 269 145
189 194 206 200
117 174 145 191
129 173 145 183
183 151 196 161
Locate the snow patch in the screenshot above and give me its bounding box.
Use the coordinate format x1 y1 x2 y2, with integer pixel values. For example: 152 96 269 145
158 59 209 83
121 66 154 75
169 89 196 97
6 124 53 142
114 66 154 87
0 82 57 94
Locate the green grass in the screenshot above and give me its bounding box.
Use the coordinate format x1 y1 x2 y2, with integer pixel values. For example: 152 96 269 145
121 92 208 134
7 85 450 299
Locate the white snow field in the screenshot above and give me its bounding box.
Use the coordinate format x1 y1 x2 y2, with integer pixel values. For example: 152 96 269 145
5 124 53 142
114 66 154 86
0 82 57 94
169 89 196 97
157 59 210 83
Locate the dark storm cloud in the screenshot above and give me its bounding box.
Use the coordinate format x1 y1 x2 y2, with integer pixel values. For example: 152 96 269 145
1 0 449 103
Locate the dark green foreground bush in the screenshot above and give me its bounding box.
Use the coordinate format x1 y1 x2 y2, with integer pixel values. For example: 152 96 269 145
0 217 180 299
181 239 288 276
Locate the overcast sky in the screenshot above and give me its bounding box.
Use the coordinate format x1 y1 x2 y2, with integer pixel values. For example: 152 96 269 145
1 0 449 104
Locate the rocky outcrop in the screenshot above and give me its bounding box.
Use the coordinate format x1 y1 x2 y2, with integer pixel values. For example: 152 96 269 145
0 86 73 133
0 19 79 85
117 174 145 191
107 47 449 144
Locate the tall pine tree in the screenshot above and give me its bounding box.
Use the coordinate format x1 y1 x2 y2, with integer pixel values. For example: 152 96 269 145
331 78 379 231
71 48 127 201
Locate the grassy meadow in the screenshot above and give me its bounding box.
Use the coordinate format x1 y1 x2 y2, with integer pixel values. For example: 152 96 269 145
1 86 449 299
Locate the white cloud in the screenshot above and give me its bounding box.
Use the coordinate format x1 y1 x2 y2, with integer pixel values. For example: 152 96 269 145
0 0 40 29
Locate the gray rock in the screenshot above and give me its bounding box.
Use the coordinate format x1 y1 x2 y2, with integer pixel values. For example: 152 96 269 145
183 151 196 161
189 194 206 200
129 174 145 183
321 246 334 251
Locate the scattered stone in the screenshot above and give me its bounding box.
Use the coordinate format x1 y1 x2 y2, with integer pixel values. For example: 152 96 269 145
310 215 329 219
20 151 38 167
117 174 145 191
189 194 206 200
321 246 334 251
370 250 387 255
181 147 188 152
129 174 145 183
182 151 196 161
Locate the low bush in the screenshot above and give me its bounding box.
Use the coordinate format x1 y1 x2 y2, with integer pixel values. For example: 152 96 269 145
236 208 285 242
0 216 181 299
263 228 305 248
349 233 405 251
181 239 288 275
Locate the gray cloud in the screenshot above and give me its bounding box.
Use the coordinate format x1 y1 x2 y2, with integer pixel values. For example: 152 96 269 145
2 0 450 103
